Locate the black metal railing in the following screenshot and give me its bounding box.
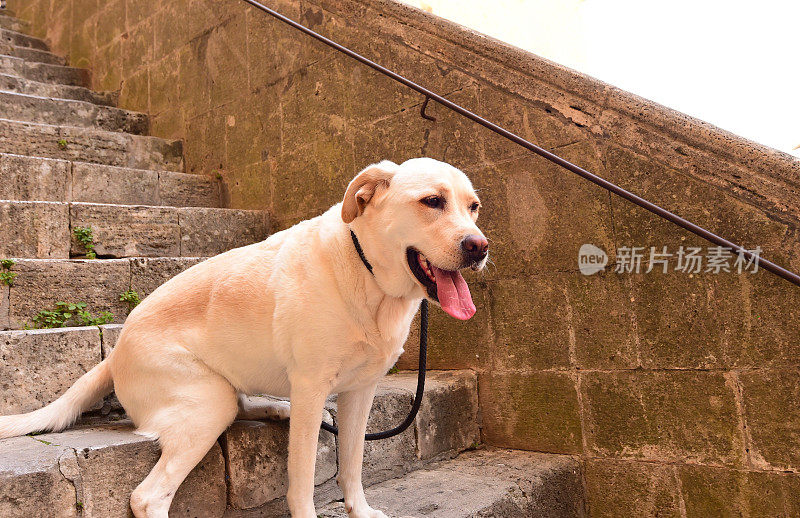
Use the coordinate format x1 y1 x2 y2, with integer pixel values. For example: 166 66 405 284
242 0 800 288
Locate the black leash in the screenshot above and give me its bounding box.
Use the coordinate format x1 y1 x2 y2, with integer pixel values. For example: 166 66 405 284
319 231 428 441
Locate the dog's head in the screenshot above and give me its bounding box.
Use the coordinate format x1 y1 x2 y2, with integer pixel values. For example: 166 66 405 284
342 158 488 320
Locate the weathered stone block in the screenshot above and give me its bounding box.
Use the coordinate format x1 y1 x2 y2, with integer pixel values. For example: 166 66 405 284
15 60 90 87
206 14 248 107
178 207 269 257
581 371 743 466
629 271 747 369
0 118 182 171
279 56 350 155
739 369 800 471
272 124 353 220
678 464 799 518
181 108 226 176
347 110 435 179
118 67 150 124
4 45 64 65
223 418 337 510
565 271 638 370
0 153 70 202
605 144 793 266
0 283 9 329
479 371 582 454
326 380 418 487
225 161 271 211
0 327 101 414
223 93 281 171
361 383 417 483
8 259 130 327
70 202 180 258
743 274 800 367
464 141 615 277
345 48 476 160
0 14 28 32
387 371 480 460
147 46 178 116
583 459 681 517
320 449 586 518
99 323 124 358
488 277 572 371
120 18 154 78
130 256 206 298
0 90 148 134
0 436 77 518
0 200 69 258
0 73 115 106
34 425 226 518
245 0 321 89
158 171 220 208
176 40 212 122
71 162 160 206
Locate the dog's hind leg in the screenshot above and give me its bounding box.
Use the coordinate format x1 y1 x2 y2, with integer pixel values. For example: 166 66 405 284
125 374 238 518
237 393 291 421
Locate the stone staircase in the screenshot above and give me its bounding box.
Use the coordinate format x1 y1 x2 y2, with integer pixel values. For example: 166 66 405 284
0 9 586 517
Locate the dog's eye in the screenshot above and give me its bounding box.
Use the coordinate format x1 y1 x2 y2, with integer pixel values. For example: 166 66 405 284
470 202 480 212
421 196 444 209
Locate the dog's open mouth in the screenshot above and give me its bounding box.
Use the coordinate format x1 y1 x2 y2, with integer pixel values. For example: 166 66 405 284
407 248 476 321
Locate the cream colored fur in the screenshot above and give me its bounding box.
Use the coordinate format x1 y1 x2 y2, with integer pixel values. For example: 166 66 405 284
0 158 486 518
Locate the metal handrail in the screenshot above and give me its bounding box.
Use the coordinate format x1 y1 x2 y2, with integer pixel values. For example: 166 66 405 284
242 0 800 288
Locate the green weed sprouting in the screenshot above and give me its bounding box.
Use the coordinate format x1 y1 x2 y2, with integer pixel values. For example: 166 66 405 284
28 302 113 329
73 226 97 259
0 258 16 286
119 289 141 311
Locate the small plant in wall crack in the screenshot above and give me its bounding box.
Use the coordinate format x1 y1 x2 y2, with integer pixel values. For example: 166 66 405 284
73 226 97 259
0 258 16 286
27 301 114 329
57 138 68 150
120 289 141 311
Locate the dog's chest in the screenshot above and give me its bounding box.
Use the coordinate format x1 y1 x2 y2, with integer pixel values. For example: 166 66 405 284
337 298 416 390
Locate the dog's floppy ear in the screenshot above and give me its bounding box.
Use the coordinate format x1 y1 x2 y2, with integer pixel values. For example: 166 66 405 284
341 161 399 223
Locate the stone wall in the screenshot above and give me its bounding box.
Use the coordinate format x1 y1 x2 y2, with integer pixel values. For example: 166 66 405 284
12 0 800 514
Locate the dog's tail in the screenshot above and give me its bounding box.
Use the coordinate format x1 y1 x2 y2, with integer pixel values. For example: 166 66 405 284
0 359 113 439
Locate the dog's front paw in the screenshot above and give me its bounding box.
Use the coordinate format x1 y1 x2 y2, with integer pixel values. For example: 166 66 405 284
347 505 389 518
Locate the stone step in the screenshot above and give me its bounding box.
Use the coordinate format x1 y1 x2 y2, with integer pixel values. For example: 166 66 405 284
317 449 586 518
0 73 117 106
0 118 183 171
0 28 49 50
0 153 221 207
0 90 148 133
0 423 228 518
0 54 89 86
0 370 482 516
0 201 268 259
0 258 206 329
1 44 65 65
0 14 27 32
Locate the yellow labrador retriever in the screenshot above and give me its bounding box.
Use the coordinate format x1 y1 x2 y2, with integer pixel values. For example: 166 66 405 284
0 158 488 518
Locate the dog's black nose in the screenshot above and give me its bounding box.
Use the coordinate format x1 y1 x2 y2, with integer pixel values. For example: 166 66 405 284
461 234 489 262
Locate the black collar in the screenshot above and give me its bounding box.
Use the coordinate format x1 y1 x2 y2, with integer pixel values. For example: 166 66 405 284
350 229 374 275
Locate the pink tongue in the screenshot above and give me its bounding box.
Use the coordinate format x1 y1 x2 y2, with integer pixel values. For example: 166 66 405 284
430 265 476 320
